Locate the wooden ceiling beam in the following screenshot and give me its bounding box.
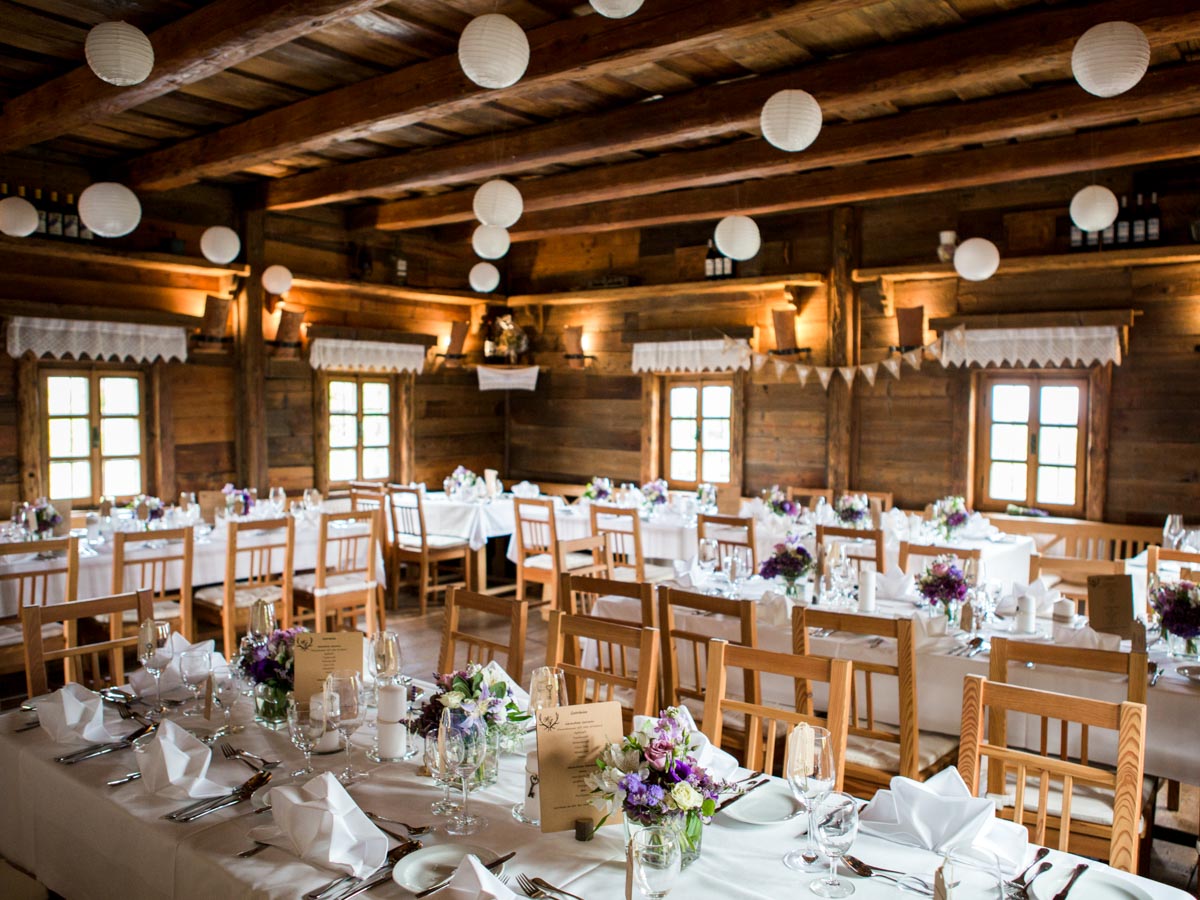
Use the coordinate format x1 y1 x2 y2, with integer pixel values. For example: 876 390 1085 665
0 0 397 154
271 0 1200 211
124 0 868 191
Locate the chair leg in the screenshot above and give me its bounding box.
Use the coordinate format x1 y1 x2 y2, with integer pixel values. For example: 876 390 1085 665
418 561 429 616
1167 779 1181 812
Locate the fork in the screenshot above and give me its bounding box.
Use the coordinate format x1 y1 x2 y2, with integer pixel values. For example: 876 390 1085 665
363 811 435 835
220 742 269 773
515 874 585 900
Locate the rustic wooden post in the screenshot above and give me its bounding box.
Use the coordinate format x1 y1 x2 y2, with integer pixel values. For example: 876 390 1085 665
17 355 42 500
640 374 662 485
1086 362 1113 521
236 202 269 492
826 206 858 495
397 373 415 484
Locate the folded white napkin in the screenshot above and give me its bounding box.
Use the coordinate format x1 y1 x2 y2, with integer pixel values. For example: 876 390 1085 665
250 773 388 878
910 612 959 652
758 590 794 628
442 855 518 900
959 513 993 540
860 768 1027 874
129 633 227 696
996 578 1060 617
480 660 529 708
672 556 700 588
632 706 739 781
814 504 836 526
511 481 540 499
877 567 915 600
880 507 908 539
1050 623 1121 651
136 719 226 799
38 683 119 743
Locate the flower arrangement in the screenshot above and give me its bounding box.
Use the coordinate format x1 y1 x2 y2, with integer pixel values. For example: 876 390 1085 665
494 314 528 361
759 536 814 589
762 485 798 519
447 466 479 491
410 663 527 737
641 478 669 507
1151 581 1200 658
834 493 869 527
931 495 970 539
917 555 970 617
221 483 254 515
696 483 718 510
237 627 307 692
583 476 612 502
30 499 62 535
125 494 165 521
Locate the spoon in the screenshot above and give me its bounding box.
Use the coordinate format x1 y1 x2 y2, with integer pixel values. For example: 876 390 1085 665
1022 861 1054 896
1010 847 1049 888
955 637 984 657
842 856 933 894
1149 662 1163 687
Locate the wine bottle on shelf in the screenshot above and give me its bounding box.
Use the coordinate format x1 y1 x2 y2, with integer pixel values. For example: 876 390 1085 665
78 195 94 241
1069 223 1084 252
1115 194 1130 245
1100 205 1115 246
1146 191 1161 243
1131 192 1147 244
704 239 719 279
33 188 47 234
46 190 63 238
63 193 79 240
1085 228 1099 249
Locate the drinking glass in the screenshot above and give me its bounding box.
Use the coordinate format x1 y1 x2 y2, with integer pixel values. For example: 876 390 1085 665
632 825 682 898
324 670 366 784
697 538 720 576
1164 514 1186 551
302 488 318 510
138 621 173 714
287 694 325 778
369 631 404 686
810 792 860 898
783 724 837 872
528 666 568 715
212 666 244 736
423 729 461 816
178 648 212 717
732 545 753 586
439 707 488 835
269 486 287 515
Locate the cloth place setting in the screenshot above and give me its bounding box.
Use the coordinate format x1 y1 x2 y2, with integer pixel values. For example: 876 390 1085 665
1048 623 1121 650
129 633 227 696
135 719 227 799
511 481 540 499
995 578 1061 617
440 855 518 900
876 567 916 601
37 683 120 743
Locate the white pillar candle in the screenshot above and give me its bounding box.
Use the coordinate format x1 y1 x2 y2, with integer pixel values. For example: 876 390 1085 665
377 684 406 722
1016 595 1038 634
858 569 877 613
376 721 407 759
523 750 541 821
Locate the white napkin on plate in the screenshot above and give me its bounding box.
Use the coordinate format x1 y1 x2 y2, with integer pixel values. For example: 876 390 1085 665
632 706 739 781
511 481 540 499
880 507 908 539
37 683 119 743
959 513 993 540
1050 623 1121 651
996 578 1060 617
480 660 529 708
129 633 227 696
136 719 226 799
442 855 518 900
876 567 915 600
910 612 960 652
860 768 1027 874
249 773 387 878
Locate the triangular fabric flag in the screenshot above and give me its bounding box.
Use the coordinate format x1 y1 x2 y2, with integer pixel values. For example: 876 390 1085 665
903 349 923 370
838 366 856 386
773 358 791 380
859 362 878 386
795 365 811 387
815 367 834 390
882 357 902 379
752 352 769 372
926 340 942 361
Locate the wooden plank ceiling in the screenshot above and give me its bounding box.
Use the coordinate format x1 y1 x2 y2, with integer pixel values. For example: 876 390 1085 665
3 0 1199 241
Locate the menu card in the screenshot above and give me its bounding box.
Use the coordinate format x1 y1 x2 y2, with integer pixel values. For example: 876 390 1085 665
293 631 364 700
536 701 624 833
1087 574 1136 640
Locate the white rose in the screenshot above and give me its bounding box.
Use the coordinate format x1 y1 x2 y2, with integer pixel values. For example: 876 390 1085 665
670 781 702 810
439 690 465 709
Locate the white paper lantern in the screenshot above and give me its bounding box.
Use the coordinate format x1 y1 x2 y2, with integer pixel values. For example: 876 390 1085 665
1072 22 1150 98
199 226 241 264
458 14 529 90
261 264 293 295
0 196 39 237
473 180 523 228
85 22 154 87
953 237 1000 282
590 0 644 18
469 262 501 293
760 90 823 152
1069 185 1119 233
714 215 761 262
78 182 141 238
472 224 511 260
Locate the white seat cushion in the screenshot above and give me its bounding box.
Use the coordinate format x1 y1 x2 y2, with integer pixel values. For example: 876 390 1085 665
398 533 469 550
979 758 1155 827
194 584 282 610
120 600 184 623
524 551 593 571
842 725 959 774
293 572 373 596
0 622 63 647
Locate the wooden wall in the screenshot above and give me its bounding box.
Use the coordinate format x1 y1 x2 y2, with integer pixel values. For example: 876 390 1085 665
167 359 238 492
0 353 18 508
413 371 505 487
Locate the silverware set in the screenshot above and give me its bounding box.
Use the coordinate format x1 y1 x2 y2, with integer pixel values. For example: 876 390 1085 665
163 770 271 822
413 850 514 898
950 636 989 657
714 775 770 812
219 741 280 773
54 710 158 764
304 841 423 900
843 849 1088 900
515 873 586 899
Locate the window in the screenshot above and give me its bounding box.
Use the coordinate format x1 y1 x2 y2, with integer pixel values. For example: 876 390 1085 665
663 377 733 486
327 376 391 484
976 373 1088 516
42 370 146 504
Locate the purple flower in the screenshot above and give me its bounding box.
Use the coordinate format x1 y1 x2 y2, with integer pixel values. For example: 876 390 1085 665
1152 581 1200 640
946 510 968 529
643 738 674 771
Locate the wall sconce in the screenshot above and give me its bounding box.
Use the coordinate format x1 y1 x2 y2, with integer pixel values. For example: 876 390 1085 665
768 308 811 360
435 320 469 368
563 325 596 369
892 305 925 353
270 305 306 358
194 293 233 350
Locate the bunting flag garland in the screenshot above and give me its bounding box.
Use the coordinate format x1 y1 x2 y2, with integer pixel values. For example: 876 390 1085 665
903 348 923 370
815 366 834 389
859 362 878 386
752 352 769 371
925 340 942 361
795 365 811 387
837 365 856 386
881 357 902 380
773 358 790 380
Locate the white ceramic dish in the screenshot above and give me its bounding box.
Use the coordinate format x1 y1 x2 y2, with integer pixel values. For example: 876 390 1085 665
1030 867 1153 900
391 844 502 891
1176 664 1200 685
721 781 804 826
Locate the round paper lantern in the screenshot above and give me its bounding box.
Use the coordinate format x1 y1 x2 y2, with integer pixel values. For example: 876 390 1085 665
1069 185 1119 233
760 90 823 152
953 237 1001 282
1072 22 1149 98
458 14 529 89
0 196 39 237
469 262 501 293
472 224 511 260
85 22 154 87
199 226 241 264
261 264 293 295
713 215 761 262
590 0 644 18
78 182 141 238
473 180 523 228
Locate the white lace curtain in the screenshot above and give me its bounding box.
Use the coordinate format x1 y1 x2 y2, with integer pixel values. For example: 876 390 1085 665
5 315 187 363
477 365 539 391
631 339 752 373
940 326 1122 368
308 337 427 373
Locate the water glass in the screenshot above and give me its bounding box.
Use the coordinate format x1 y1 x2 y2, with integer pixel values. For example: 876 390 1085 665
810 792 860 898
269 486 287 515
369 631 404 685
137 621 173 715
287 694 325 777
439 708 488 835
698 538 720 575
423 730 461 816
324 670 366 784
783 724 837 872
528 666 568 715
213 667 244 736
178 648 212 717
1164 514 1186 550
632 826 681 898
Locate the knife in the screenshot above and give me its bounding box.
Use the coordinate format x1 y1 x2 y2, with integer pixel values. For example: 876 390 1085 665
165 771 270 821
55 723 156 764
107 771 142 786
715 778 770 813
411 851 515 899
316 841 423 900
1051 863 1088 900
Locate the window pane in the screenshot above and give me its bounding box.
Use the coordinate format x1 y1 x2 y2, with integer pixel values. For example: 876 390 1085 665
669 386 697 419
1038 426 1078 466
702 418 731 451
102 458 141 497
329 381 357 414
701 450 730 483
989 423 1027 462
701 385 731 418
1036 466 1076 506
361 382 389 414
47 376 88 416
362 415 390 447
329 414 357 448
99 377 139 415
49 417 90 459
362 448 389 480
670 420 697 450
1040 385 1080 425
988 461 1027 502
991 384 1030 423
100 417 140 456
329 449 357 482
49 460 90 500
669 450 697 482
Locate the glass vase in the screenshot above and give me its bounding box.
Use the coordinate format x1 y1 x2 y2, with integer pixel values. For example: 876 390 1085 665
625 812 703 869
784 578 801 601
1166 630 1200 661
467 726 501 789
254 683 289 729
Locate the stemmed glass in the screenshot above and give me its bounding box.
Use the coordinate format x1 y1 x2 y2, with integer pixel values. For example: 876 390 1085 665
287 694 326 778
1164 514 1186 551
439 707 488 835
809 792 860 898
137 621 173 715
212 666 244 736
424 730 461 816
783 724 837 872
324 670 366 784
528 666 568 714
269 486 287 515
631 825 682 898
178 648 212 717
698 537 719 576
369 631 404 686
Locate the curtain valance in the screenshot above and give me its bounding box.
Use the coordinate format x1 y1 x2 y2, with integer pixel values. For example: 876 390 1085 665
308 337 427 373
5 316 187 363
940 325 1122 368
631 339 752 373
476 365 538 391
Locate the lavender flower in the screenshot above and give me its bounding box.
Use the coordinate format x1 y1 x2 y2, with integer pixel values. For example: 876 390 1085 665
1151 580 1200 640
762 485 798 519
917 555 970 609
834 493 869 526
759 537 813 582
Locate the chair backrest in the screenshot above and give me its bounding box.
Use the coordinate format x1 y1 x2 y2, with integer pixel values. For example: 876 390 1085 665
794 607 921 780
545 610 660 724
439 588 528 679
0 536 80 624
958 674 1146 873
854 490 893 511
111 527 195 640
222 516 295 651
589 504 645 581
816 525 885 572
514 497 558 560
315 509 379 586
1029 555 1124 611
22 588 153 697
1148 546 1200 585
898 541 982 575
1182 567 1198 581
701 639 851 778
659 586 758 711
786 486 833 507
349 484 390 548
555 534 612 581
559 572 655 627
388 485 428 544
990 515 1161 561
697 513 758 568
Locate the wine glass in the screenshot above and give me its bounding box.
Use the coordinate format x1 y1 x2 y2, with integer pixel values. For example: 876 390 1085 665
810 791 860 898
287 694 326 778
269 486 287 515
528 666 568 714
423 729 461 816
1164 514 1186 551
732 545 753 587
783 724 837 872
178 648 211 718
439 707 488 835
324 670 366 784
212 666 244 736
632 825 682 899
369 631 404 687
302 488 318 510
138 621 173 715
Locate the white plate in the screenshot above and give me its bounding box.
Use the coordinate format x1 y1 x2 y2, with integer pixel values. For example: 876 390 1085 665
1176 665 1200 685
391 844 502 891
721 781 803 826
1030 867 1154 900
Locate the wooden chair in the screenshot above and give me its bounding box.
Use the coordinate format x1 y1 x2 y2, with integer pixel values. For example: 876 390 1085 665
786 486 833 508
560 572 655 629
697 513 757 568
958 674 1147 874
1182 567 1198 581
545 610 660 728
794 608 957 798
193 516 294 658
589 504 674 584
438 588 528 681
701 639 852 779
898 541 982 574
0 537 79 682
1029 555 1124 612
1148 545 1200 588
853 490 893 511
23 589 153 698
990 515 1161 562
349 483 391 604
388 485 470 614
515 497 588 611
294 509 381 636
111 527 194 641
555 534 613 582
816 525 885 573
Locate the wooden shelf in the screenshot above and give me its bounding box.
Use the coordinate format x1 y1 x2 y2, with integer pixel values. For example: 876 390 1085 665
507 272 825 307
0 299 202 328
852 245 1200 284
290 274 482 307
0 234 250 278
929 308 1138 332
305 323 437 347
